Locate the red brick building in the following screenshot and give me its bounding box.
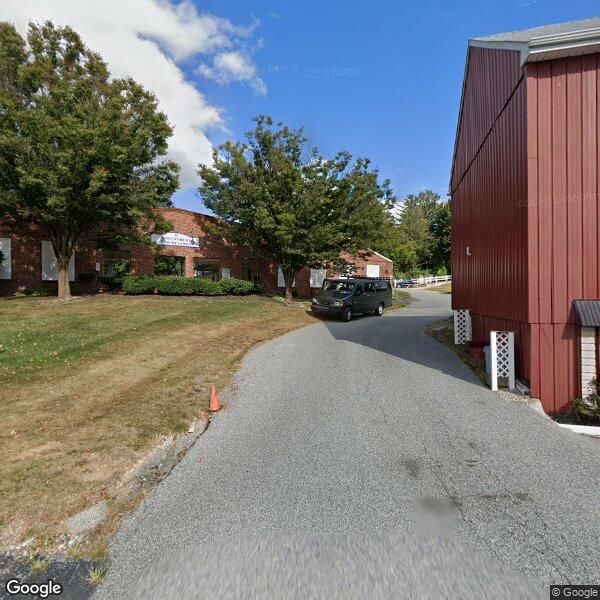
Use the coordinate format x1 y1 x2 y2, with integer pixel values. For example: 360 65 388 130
0 208 392 297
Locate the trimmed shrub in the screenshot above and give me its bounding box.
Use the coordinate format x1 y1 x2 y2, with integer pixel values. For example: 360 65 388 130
122 275 156 295
122 275 257 296
219 278 256 295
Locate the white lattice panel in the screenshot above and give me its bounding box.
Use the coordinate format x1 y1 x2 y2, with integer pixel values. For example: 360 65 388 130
453 310 471 345
490 331 515 391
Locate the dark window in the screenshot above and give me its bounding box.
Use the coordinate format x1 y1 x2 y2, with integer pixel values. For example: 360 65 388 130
194 260 220 281
364 282 376 293
354 284 363 295
155 255 185 276
245 261 261 285
376 282 390 292
323 280 355 293
101 250 131 278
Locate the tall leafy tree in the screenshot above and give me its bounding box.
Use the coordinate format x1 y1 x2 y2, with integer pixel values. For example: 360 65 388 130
199 115 394 300
379 190 451 277
0 21 179 298
430 200 451 273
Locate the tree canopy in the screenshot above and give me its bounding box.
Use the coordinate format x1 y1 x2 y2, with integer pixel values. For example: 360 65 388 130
198 115 394 300
378 190 451 277
0 21 179 298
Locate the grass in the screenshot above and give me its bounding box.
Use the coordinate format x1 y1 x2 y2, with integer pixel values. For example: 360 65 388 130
427 282 452 294
86 566 106 586
391 290 412 309
29 554 49 574
0 294 314 552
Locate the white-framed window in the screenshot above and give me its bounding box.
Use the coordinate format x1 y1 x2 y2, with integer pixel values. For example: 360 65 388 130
41 240 75 281
221 267 231 280
277 267 296 288
366 264 380 278
309 268 326 288
0 237 11 280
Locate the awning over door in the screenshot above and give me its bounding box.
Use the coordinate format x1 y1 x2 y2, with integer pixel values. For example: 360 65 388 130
573 300 600 327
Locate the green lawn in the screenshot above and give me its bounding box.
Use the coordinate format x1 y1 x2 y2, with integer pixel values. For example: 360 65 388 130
0 295 283 384
392 289 413 308
428 282 451 294
0 294 314 554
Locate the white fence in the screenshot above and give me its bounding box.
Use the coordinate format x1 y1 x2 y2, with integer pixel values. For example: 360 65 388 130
395 275 451 288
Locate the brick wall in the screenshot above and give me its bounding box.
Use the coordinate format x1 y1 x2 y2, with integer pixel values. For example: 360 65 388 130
0 224 99 296
0 209 393 297
0 209 279 296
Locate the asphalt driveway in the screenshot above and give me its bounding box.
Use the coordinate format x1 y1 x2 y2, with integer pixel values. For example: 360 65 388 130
96 289 600 599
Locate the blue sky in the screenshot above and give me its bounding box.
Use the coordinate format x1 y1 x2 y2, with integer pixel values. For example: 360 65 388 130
170 0 600 212
7 1 599 214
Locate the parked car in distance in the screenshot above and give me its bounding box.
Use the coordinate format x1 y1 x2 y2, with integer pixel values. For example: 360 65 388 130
310 277 393 321
396 279 415 288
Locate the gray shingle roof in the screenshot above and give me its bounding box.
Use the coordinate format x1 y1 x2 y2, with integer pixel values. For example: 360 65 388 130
474 17 600 43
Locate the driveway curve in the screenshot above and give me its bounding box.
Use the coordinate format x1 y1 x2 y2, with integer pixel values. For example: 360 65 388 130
97 289 600 599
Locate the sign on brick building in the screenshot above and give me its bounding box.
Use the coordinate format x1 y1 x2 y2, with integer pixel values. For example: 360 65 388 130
151 232 200 248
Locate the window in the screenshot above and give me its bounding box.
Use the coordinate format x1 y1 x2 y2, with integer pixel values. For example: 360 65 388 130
246 262 261 286
155 255 185 276
323 280 355 293
366 264 380 278
101 250 131 278
364 282 376 293
310 268 326 288
277 267 296 288
194 259 220 281
354 284 363 295
376 281 390 292
0 237 11 280
41 241 75 281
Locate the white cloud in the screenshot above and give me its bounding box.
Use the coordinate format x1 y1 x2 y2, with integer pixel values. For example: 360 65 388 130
198 50 267 95
1 0 264 188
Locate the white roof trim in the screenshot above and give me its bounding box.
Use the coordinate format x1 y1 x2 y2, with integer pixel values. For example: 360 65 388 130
470 26 600 66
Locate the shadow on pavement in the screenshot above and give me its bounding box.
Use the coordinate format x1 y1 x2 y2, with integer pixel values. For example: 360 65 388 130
316 307 483 389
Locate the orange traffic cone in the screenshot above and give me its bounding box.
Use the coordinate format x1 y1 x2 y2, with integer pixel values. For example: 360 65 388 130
209 384 222 412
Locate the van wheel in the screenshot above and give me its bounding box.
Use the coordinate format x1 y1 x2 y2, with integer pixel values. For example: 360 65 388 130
342 307 353 322
375 303 384 316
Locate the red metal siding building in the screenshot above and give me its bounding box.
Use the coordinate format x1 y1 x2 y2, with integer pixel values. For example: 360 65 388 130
451 18 600 414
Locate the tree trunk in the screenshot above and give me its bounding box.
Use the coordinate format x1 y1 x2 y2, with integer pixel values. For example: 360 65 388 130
57 253 72 300
283 269 296 302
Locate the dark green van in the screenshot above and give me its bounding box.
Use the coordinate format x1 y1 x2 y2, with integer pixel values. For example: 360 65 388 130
310 277 393 322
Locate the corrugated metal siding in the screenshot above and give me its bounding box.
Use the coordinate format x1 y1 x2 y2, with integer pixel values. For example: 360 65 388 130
526 54 600 412
451 46 523 192
452 78 529 323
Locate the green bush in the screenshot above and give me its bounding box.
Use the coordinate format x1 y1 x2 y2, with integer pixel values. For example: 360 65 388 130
573 377 600 420
122 275 156 295
219 278 256 295
122 275 258 296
